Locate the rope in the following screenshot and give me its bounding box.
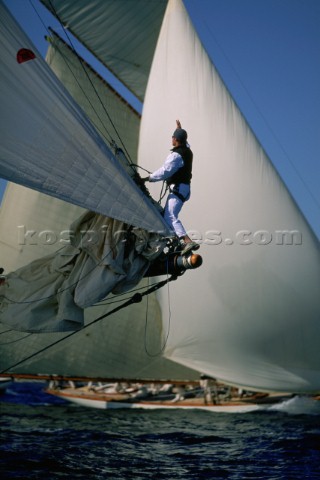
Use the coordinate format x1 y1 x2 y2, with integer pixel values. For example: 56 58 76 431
29 0 141 168
95 279 167 305
130 164 152 175
30 0 160 181
46 0 134 164
1 2 176 357
0 334 33 346
28 0 113 143
0 275 177 374
159 181 169 204
29 0 159 190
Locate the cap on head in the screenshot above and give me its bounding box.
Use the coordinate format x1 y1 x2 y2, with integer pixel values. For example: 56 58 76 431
172 128 187 143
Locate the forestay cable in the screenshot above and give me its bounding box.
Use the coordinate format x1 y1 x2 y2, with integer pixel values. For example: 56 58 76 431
0 275 177 374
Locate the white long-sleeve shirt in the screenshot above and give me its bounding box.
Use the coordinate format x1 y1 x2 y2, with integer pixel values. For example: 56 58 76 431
149 151 183 182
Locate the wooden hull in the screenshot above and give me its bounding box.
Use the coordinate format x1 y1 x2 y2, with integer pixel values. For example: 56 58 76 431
46 387 292 413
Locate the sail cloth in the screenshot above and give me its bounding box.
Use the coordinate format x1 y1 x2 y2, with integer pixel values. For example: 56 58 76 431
0 281 200 381
0 186 196 381
0 211 164 332
0 25 144 273
0 2 169 236
0 1 193 380
40 0 168 101
45 31 140 164
139 0 320 393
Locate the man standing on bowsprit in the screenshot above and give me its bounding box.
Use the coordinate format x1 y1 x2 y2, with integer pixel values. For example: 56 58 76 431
142 120 199 255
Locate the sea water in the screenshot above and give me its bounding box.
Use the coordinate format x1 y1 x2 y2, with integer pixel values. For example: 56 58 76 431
1 381 320 479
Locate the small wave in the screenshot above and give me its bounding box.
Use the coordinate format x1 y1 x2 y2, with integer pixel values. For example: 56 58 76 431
5 387 21 396
267 395 320 415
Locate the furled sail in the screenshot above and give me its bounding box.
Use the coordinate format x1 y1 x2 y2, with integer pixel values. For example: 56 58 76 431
0 185 197 380
138 0 320 393
0 1 169 235
0 188 197 380
40 0 168 101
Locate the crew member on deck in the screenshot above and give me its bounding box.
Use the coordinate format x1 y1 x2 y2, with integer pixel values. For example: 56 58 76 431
142 120 199 255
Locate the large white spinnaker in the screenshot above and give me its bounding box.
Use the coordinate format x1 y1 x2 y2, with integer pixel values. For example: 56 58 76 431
0 1 168 235
139 0 320 393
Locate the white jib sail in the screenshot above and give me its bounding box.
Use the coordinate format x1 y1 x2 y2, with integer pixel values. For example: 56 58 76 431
138 0 320 393
0 1 169 235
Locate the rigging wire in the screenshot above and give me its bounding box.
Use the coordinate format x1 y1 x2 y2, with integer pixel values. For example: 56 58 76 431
130 164 151 174
29 0 162 183
0 328 14 336
0 278 165 340
2 2 168 307
49 31 114 146
29 0 115 146
29 0 121 165
0 275 177 375
0 334 33 346
95 278 167 305
158 181 169 205
28 0 156 190
0 2 174 358
14 278 156 315
29 0 140 167
45 0 135 164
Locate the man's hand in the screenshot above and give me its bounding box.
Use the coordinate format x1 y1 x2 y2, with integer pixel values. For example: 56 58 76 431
176 119 182 129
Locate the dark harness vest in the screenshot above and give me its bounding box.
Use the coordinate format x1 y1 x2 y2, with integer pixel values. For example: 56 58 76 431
167 145 193 202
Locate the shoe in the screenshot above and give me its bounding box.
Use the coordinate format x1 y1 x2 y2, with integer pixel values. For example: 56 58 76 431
180 242 200 255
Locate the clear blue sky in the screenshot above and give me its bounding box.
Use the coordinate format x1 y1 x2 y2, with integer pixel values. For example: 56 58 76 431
2 0 320 238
